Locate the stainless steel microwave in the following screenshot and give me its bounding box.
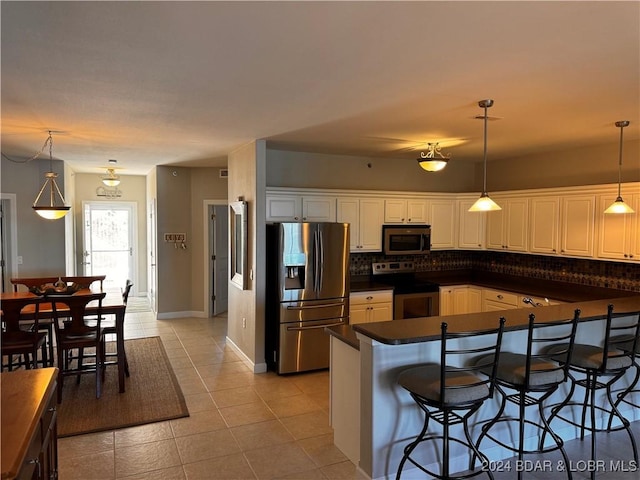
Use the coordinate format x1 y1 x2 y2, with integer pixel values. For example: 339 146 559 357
382 225 431 255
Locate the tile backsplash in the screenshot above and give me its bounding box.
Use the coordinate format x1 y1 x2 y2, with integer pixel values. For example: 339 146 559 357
350 251 640 292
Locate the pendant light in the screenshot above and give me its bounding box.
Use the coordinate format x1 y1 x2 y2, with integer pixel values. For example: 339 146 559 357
32 131 71 220
604 121 634 214
417 143 451 172
102 167 121 187
469 99 501 212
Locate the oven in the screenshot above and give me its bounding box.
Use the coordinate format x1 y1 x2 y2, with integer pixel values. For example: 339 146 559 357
372 261 440 319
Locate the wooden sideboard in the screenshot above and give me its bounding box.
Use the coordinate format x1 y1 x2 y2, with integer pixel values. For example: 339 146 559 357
1 368 58 480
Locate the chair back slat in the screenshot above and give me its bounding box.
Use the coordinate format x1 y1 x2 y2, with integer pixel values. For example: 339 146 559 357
604 305 640 372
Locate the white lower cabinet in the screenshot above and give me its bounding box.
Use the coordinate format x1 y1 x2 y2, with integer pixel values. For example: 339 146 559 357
439 285 483 315
482 288 519 312
349 290 393 324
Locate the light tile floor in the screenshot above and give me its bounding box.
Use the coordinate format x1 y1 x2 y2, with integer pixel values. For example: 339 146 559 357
58 308 640 479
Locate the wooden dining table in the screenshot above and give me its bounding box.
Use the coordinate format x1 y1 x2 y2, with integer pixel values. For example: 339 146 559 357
1 288 128 393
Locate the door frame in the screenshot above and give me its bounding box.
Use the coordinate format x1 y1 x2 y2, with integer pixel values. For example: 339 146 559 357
81 200 138 293
0 194 18 291
203 199 228 317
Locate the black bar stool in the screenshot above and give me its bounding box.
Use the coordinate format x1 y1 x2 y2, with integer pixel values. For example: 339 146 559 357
396 318 506 480
472 309 580 480
545 304 640 480
607 311 640 419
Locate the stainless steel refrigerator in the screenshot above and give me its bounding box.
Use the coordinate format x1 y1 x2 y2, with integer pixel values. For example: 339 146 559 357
266 222 350 374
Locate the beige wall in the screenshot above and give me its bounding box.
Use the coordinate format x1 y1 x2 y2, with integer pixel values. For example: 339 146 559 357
73 172 148 293
0 157 67 278
266 139 640 194
227 140 267 371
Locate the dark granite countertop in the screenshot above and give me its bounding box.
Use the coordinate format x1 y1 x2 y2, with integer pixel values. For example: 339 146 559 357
328 271 640 348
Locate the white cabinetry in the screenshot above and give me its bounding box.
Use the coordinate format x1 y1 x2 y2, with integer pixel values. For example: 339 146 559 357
266 194 336 222
560 195 595 257
337 197 384 252
596 194 640 261
482 288 519 312
428 199 457 249
529 196 560 255
458 199 485 249
349 290 393 325
440 285 483 316
486 198 528 252
384 199 428 224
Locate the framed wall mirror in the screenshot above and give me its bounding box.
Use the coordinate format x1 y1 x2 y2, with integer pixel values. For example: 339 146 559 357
229 200 248 290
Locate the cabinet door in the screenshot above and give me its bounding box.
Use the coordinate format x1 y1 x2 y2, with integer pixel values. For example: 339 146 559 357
266 195 301 222
429 200 456 249
302 197 336 222
467 287 483 314
596 194 639 261
349 303 369 325
560 195 595 257
458 200 485 249
370 303 393 322
530 196 560 254
630 195 640 261
406 200 428 223
439 287 454 316
384 199 406 223
337 198 360 251
452 287 469 315
505 198 528 252
486 208 505 250
358 199 384 251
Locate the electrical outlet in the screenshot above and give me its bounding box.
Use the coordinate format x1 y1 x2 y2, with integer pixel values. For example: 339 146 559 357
242 317 246 328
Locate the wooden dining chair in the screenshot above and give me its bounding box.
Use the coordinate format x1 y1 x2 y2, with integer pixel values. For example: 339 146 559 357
50 292 106 403
61 275 106 290
1 296 49 371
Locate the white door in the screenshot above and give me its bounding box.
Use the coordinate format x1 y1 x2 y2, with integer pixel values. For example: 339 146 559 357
82 202 136 292
148 199 157 312
211 204 228 315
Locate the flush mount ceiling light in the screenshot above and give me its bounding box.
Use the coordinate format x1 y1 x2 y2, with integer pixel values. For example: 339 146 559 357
469 99 502 212
604 120 634 214
32 131 71 220
417 143 451 172
101 162 121 187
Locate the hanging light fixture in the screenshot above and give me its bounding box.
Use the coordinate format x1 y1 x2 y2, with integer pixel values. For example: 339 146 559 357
604 120 634 214
32 131 71 220
102 167 121 187
417 143 451 172
469 99 501 212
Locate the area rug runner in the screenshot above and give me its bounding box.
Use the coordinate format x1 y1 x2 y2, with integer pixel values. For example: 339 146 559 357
57 336 189 437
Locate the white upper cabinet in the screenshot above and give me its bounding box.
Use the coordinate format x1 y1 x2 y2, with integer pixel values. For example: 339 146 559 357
596 194 640 261
529 196 560 255
384 199 428 224
266 195 301 222
486 198 528 252
337 197 384 252
560 195 595 257
302 196 336 222
458 199 486 249
428 199 457 249
266 194 336 222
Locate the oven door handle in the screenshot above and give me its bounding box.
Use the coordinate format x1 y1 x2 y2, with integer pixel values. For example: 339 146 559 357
287 321 345 331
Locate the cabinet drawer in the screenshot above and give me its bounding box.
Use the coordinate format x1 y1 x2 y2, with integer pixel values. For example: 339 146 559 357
482 289 519 307
350 290 393 305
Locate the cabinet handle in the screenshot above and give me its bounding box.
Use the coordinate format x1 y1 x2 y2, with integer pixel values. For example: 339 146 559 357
294 216 299 220
552 249 556 253
302 217 307 221
366 296 373 300
497 294 504 300
28 458 41 479
48 406 56 412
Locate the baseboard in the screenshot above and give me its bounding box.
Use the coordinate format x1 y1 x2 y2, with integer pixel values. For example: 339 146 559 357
156 311 205 319
226 336 267 373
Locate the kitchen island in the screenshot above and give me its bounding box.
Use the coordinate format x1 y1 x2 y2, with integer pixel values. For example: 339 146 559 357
328 294 640 479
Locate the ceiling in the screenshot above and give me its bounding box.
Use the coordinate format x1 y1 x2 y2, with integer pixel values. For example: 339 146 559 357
1 1 639 176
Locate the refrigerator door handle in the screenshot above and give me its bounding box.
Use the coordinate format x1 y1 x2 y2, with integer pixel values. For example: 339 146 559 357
313 229 320 294
286 302 346 310
318 229 324 292
286 321 345 331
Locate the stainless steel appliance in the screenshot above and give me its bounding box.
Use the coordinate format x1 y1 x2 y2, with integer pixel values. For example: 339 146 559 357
372 261 440 319
266 222 350 374
382 225 431 255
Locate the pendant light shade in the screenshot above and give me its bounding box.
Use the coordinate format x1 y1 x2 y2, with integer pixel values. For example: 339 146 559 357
32 132 71 220
469 99 501 212
604 121 634 214
417 143 450 172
